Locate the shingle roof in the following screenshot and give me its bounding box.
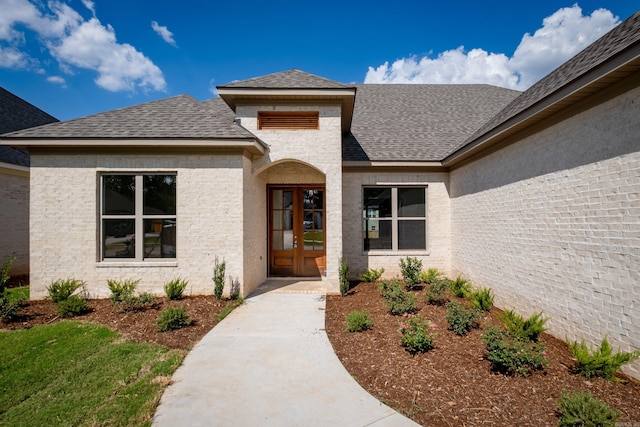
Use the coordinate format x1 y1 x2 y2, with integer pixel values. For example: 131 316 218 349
0 87 58 166
344 84 520 161
4 95 254 139
218 69 352 89
457 10 640 153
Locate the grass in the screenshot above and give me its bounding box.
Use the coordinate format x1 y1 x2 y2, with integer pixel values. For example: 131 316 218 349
0 321 185 426
5 286 29 301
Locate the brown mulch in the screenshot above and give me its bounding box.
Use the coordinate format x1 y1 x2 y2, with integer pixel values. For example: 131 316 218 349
1 295 239 350
325 281 640 426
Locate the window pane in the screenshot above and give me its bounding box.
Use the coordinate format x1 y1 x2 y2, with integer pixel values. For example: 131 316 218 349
144 219 176 258
143 175 176 215
398 188 425 217
313 211 323 230
103 219 135 258
284 209 293 230
273 190 283 209
103 175 135 215
283 190 293 209
304 230 323 250
398 220 426 250
273 210 283 229
363 188 392 218
283 230 293 250
364 219 392 250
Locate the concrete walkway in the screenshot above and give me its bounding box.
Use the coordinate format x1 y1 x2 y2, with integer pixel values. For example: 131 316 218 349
153 285 420 426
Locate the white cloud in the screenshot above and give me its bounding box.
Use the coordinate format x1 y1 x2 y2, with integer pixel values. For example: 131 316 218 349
0 0 166 92
365 5 620 90
151 21 177 47
81 0 96 16
47 75 66 86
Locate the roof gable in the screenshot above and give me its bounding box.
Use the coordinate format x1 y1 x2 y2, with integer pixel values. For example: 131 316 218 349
217 69 351 89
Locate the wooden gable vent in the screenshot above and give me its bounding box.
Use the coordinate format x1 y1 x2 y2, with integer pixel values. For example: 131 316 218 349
258 111 319 130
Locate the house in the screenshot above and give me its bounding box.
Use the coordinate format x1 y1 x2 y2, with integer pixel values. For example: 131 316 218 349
0 87 58 275
1 12 638 376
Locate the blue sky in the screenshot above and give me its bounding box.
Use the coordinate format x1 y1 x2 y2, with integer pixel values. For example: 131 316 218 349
0 0 637 121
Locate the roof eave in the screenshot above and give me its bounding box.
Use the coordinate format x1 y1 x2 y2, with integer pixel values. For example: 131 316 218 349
0 138 267 156
443 42 640 167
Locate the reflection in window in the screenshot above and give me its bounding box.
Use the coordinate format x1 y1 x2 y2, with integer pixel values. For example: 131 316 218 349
101 174 177 261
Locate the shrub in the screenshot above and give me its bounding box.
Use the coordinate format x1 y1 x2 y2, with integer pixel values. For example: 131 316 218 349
419 267 443 285
157 306 191 332
0 296 23 321
107 278 140 303
568 336 640 381
164 278 188 300
482 326 548 376
0 256 15 295
212 256 226 299
346 310 373 332
449 276 472 298
47 279 85 303
399 257 423 289
400 314 436 354
499 309 548 342
445 301 482 336
425 280 449 305
358 267 384 283
381 280 417 315
470 288 494 311
56 295 90 318
557 391 620 427
339 258 350 296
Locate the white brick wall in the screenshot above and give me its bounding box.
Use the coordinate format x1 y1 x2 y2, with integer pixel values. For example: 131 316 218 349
0 169 29 275
29 151 247 299
238 104 343 293
450 86 640 377
342 170 451 280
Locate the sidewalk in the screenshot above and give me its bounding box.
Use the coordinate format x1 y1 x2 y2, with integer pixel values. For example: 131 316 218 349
153 290 420 426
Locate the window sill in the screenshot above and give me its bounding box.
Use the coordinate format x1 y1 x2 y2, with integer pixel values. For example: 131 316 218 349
363 250 430 256
97 261 178 268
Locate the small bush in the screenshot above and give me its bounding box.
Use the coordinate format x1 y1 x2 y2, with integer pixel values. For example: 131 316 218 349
346 310 373 332
568 336 640 381
449 276 472 298
157 306 191 332
499 309 548 342
425 280 449 305
0 296 23 321
107 278 140 303
358 267 384 283
0 256 15 295
419 267 443 286
482 326 548 376
470 288 494 311
212 256 226 300
47 279 85 303
400 314 436 354
164 278 188 300
381 280 417 315
445 301 482 336
339 258 350 296
557 391 620 427
56 295 90 318
400 257 423 289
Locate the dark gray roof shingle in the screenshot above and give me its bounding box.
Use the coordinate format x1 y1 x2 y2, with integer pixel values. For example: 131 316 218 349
458 10 640 152
0 87 58 166
218 69 351 89
4 95 254 139
344 84 520 161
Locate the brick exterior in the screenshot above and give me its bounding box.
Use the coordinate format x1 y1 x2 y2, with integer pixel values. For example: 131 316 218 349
0 167 29 275
450 86 640 377
342 170 451 279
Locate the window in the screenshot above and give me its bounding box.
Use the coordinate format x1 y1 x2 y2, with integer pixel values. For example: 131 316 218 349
363 187 426 251
101 174 176 261
258 111 319 130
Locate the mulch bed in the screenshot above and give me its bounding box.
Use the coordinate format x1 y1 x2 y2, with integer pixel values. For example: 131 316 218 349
1 295 238 350
324 281 640 426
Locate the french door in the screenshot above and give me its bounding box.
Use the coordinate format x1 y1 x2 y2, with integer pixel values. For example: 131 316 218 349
269 185 326 277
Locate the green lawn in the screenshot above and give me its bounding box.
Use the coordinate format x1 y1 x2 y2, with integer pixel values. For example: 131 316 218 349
0 321 185 426
6 286 28 301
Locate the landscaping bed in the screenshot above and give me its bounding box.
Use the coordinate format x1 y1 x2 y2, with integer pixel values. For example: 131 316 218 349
325 280 640 426
1 294 238 350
